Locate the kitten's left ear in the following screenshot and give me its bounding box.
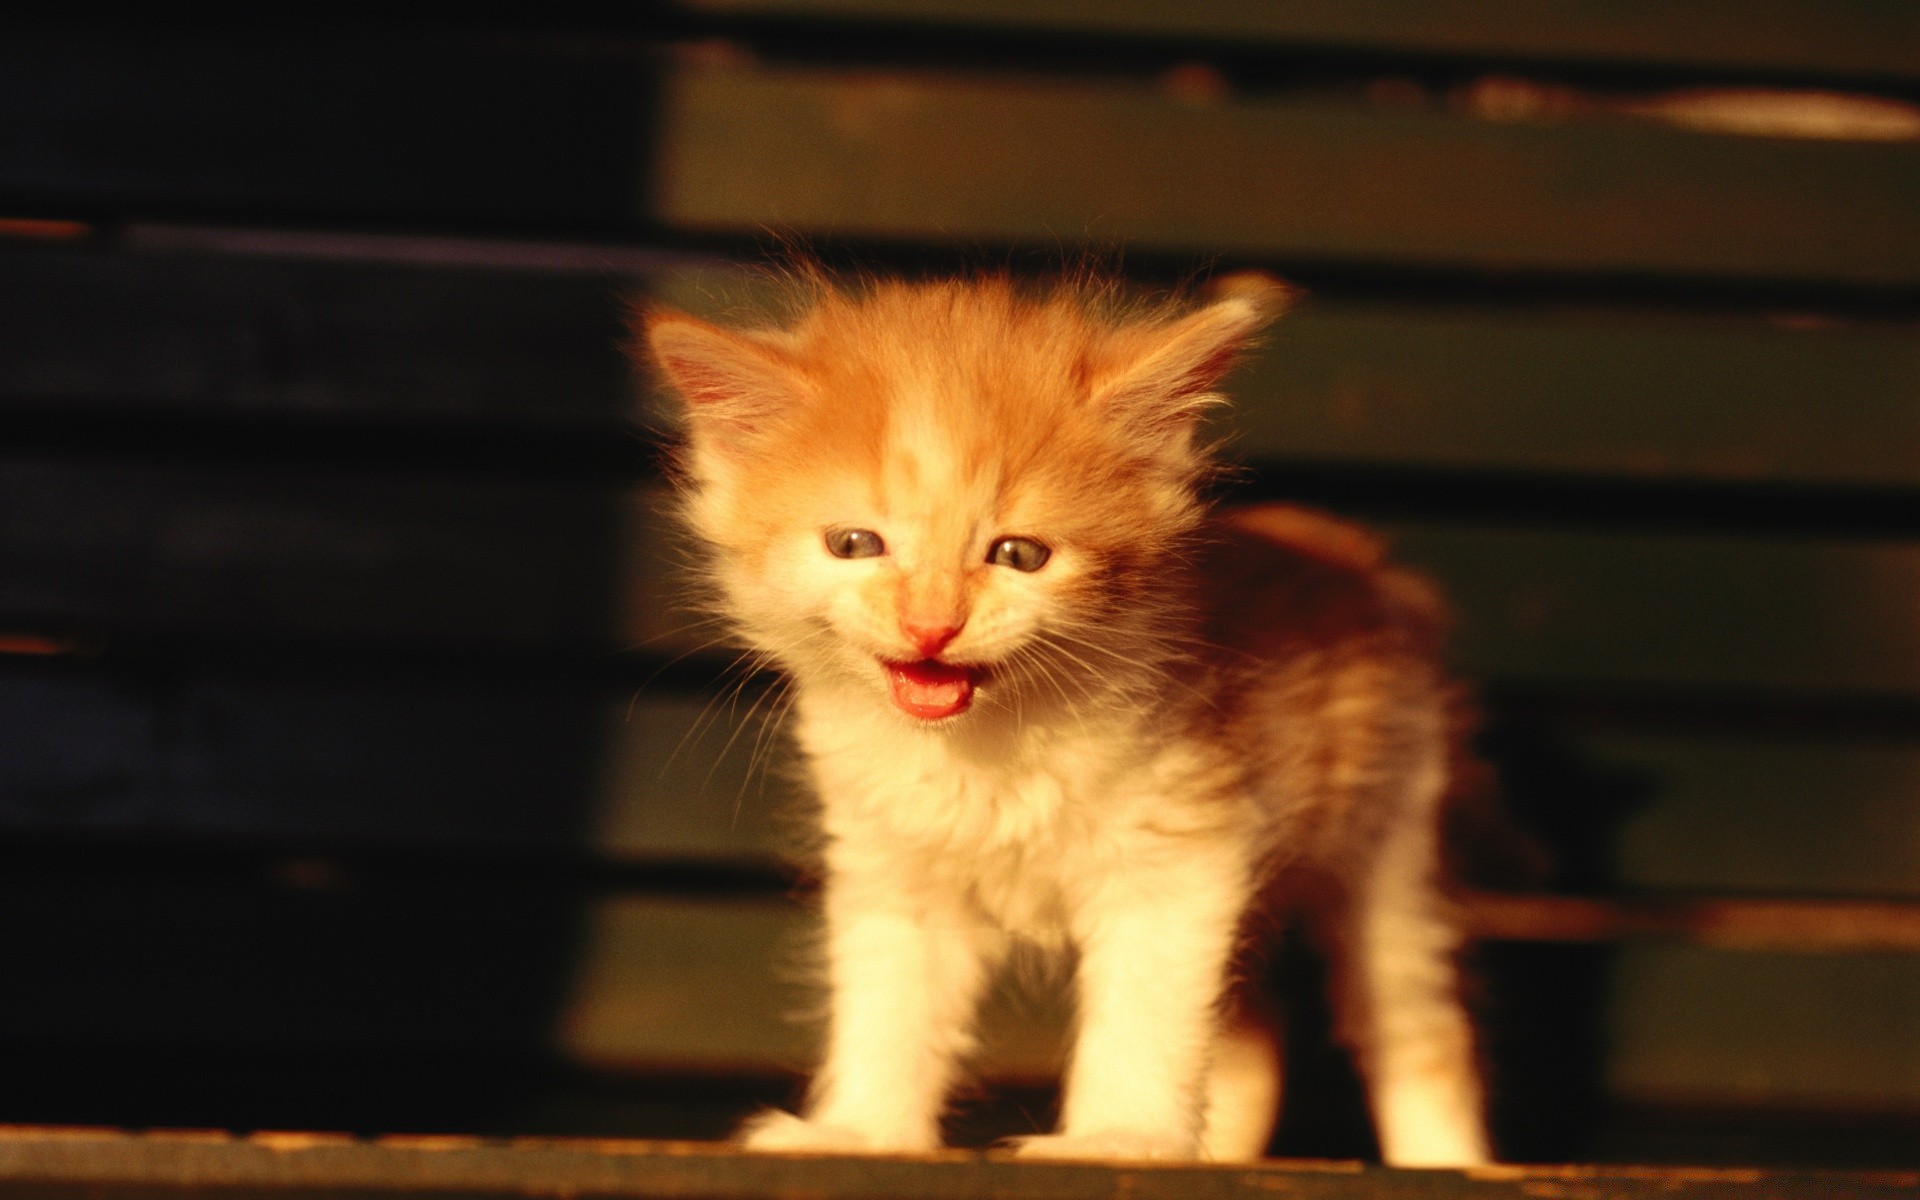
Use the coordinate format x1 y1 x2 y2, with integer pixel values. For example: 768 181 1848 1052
642 308 811 446
1093 271 1295 423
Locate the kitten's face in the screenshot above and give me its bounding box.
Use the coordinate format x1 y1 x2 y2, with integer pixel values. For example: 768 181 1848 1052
648 274 1283 724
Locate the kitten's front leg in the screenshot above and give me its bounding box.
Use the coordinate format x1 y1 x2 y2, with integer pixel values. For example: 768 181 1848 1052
743 864 999 1155
1017 844 1250 1162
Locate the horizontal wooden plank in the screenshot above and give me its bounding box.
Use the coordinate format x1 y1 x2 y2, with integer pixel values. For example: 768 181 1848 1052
563 899 1920 1120
0 34 651 231
1232 302 1920 490
7 35 1920 288
10 647 1920 907
1608 944 1920 1113
653 61 1920 286
559 896 1068 1079
0 456 634 652
11 244 1920 491
0 850 582 1058
1461 894 1920 953
637 515 1920 695
0 657 794 861
10 464 1920 693
674 0 1920 83
1390 524 1920 693
3 456 1920 687
1596 734 1920 896
0 242 637 429
1 1128 1908 1200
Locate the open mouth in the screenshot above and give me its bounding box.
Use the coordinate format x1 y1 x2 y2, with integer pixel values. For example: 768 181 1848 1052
883 658 981 721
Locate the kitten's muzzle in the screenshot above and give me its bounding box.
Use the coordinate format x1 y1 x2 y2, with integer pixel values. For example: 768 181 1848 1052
883 657 979 721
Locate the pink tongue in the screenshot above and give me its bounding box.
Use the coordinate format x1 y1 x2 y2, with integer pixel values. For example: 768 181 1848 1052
886 659 976 720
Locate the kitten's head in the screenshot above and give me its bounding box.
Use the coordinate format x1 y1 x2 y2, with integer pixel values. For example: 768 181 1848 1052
644 270 1288 725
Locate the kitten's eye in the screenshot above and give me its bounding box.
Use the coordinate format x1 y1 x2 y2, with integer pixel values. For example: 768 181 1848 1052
987 536 1051 572
824 528 886 559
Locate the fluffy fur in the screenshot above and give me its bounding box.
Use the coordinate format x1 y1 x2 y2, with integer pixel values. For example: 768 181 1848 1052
643 270 1490 1166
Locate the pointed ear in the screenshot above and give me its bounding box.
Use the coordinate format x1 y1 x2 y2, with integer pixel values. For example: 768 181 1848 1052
1092 272 1294 423
644 309 810 443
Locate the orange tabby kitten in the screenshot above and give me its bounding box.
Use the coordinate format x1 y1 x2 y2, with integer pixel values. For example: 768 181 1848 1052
643 270 1490 1166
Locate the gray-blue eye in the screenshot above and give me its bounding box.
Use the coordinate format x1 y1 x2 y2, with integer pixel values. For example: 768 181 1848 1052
987 536 1051 572
825 528 886 559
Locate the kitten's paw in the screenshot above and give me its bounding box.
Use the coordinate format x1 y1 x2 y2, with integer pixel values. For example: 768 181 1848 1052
738 1110 873 1154
737 1109 935 1155
1008 1131 1198 1162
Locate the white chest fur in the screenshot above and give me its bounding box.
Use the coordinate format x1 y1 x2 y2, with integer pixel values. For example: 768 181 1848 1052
794 687 1244 948
792 688 1177 945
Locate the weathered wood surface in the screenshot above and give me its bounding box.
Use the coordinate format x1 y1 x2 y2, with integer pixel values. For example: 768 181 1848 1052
10 243 1920 491
0 34 652 232
672 0 1920 83
653 61 1920 286
12 463 1920 691
0 242 637 430
0 1127 1910 1199
16 652 1920 897
24 468 1920 678
1606 943 1920 1114
7 36 1920 287
0 456 635 653
1460 893 1920 953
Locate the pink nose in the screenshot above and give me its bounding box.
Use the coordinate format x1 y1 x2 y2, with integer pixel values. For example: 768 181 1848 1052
902 620 963 659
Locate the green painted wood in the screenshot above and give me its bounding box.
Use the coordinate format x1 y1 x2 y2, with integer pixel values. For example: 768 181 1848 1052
624 501 1920 694
0 457 630 653
10 245 1920 491
650 62 1920 286
592 693 797 863
1233 303 1920 489
655 265 1920 489
1388 524 1920 693
1595 735 1920 896
0 1128 1908 1200
558 896 1068 1078
0 241 637 429
595 705 1920 898
1608 945 1920 1112
674 0 1920 83
12 461 1920 693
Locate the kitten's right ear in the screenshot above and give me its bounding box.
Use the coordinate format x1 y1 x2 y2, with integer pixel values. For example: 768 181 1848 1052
644 311 809 443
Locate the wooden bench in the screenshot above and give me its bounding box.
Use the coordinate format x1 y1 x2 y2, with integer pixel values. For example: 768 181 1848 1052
1 5 1916 1186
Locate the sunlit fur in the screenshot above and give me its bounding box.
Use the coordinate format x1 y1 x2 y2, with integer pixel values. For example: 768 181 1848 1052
644 271 1491 1167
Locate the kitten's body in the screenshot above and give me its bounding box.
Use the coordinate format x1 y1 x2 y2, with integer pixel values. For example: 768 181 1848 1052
646 273 1490 1166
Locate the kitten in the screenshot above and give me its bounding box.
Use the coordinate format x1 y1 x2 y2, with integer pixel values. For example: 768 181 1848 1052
642 269 1491 1166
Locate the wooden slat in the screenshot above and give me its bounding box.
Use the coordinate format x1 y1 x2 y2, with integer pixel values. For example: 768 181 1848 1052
560 893 1920 1080
559 896 1068 1079
0 657 792 861
0 1127 1909 1200
12 244 1920 491
11 467 1920 693
1607 943 1920 1113
0 242 636 429
1233 302 1920 490
0 457 631 653
1595 734 1920 897
674 0 1920 83
656 265 1920 490
1389 524 1920 693
0 848 580 1059
7 37 1920 287
1460 893 1920 953
635 513 1920 695
0 34 650 230
652 60 1920 287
